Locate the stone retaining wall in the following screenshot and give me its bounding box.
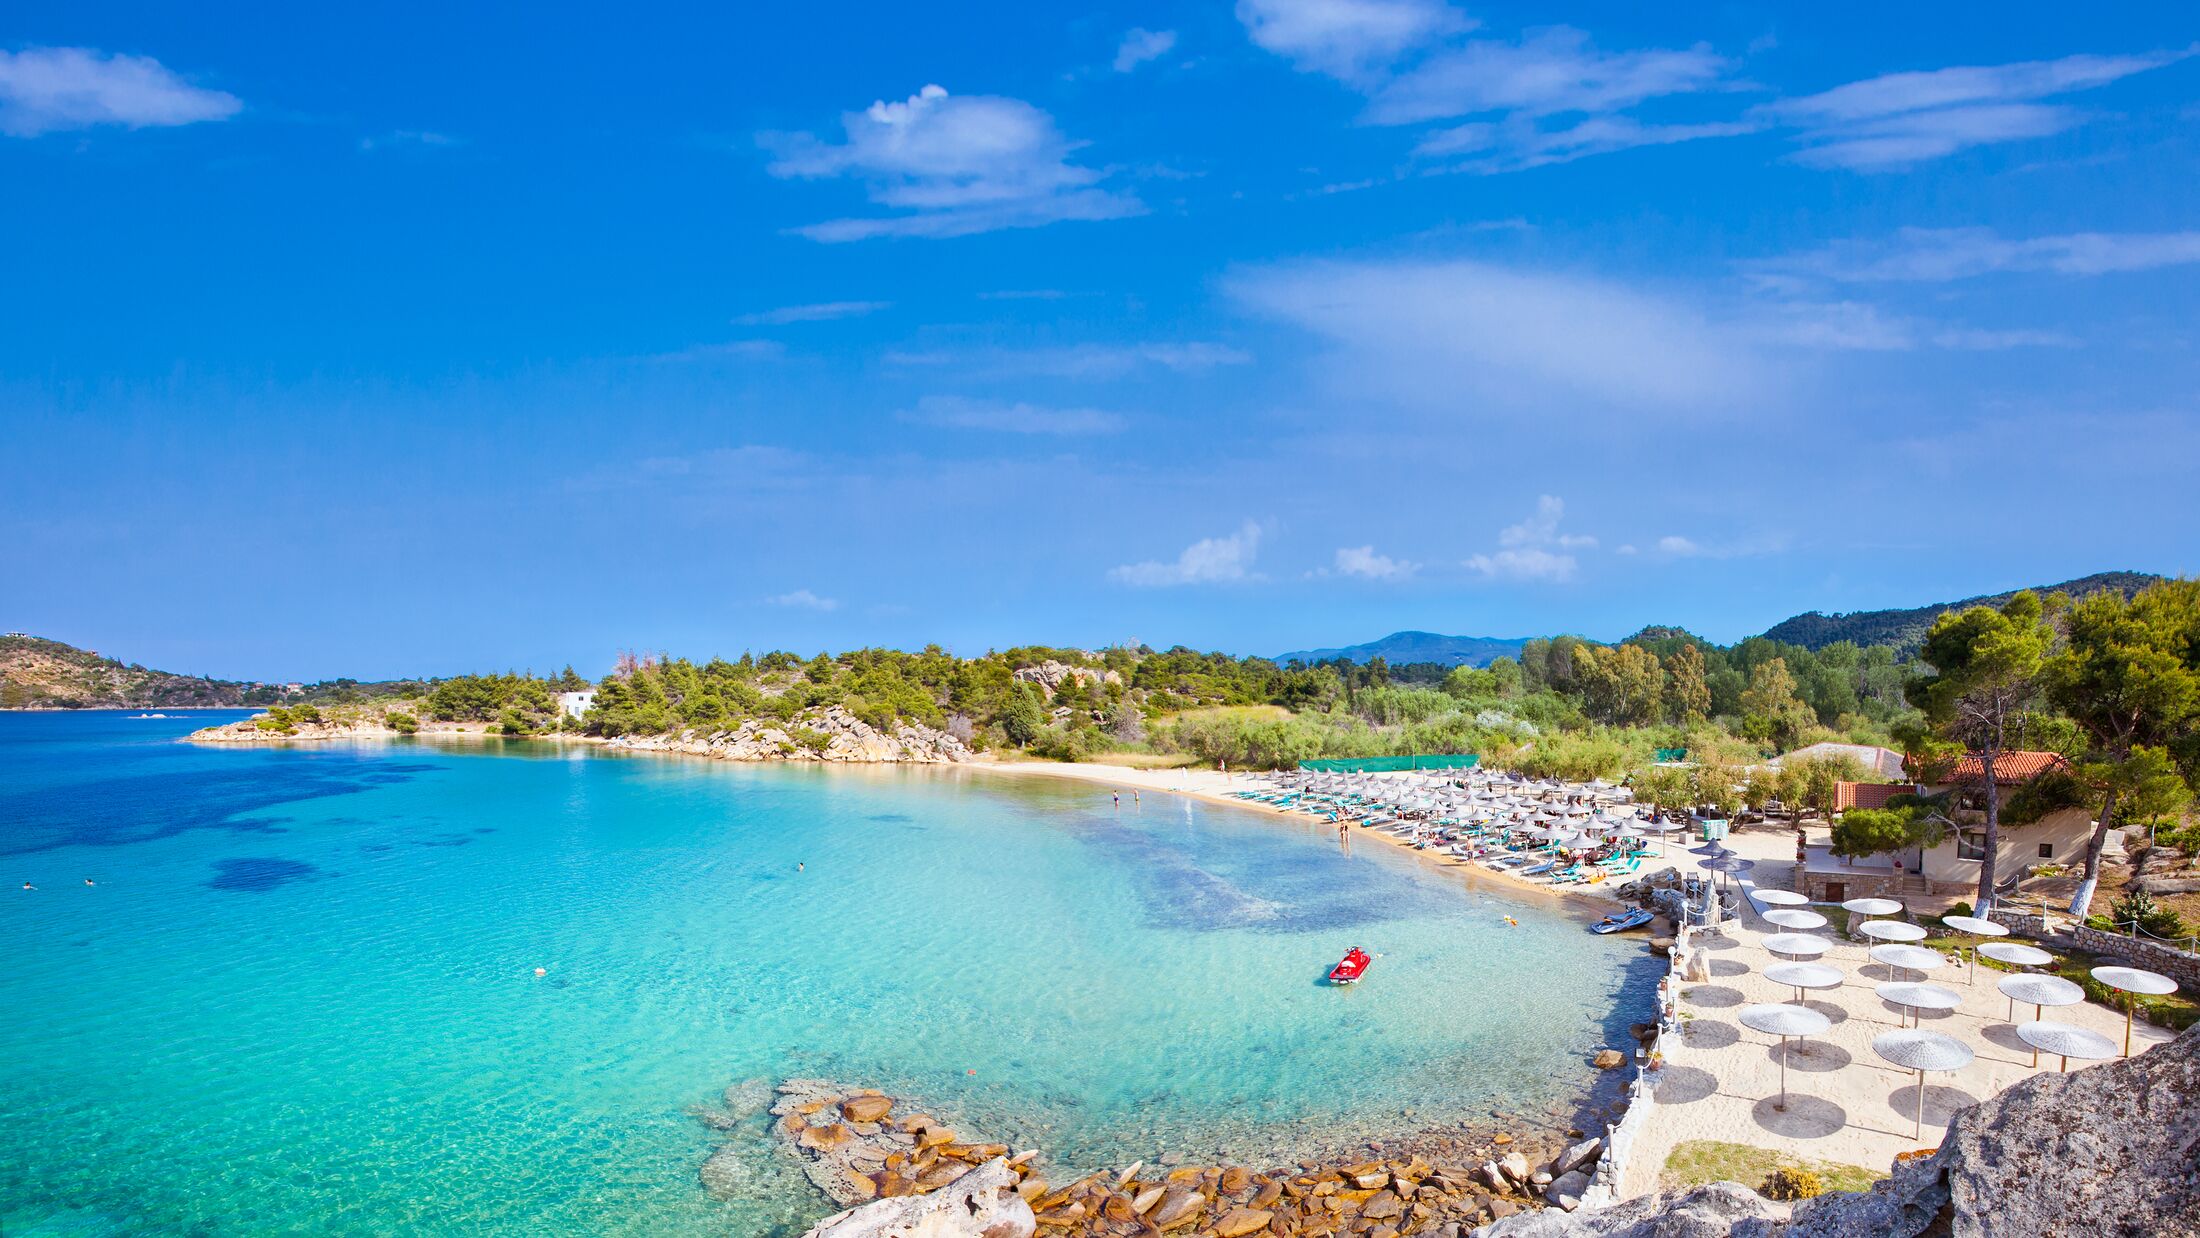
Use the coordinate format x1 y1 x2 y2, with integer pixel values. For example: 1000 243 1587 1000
1996 911 2200 990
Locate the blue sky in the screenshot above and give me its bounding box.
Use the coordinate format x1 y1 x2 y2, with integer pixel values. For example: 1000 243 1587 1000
4 3 2198 680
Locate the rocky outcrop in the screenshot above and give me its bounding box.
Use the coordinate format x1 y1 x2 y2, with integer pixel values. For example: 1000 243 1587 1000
1476 1182 1785 1237
1482 1021 2200 1237
608 706 972 764
1011 661 1121 694
742 1080 1584 1237
801 1158 1034 1238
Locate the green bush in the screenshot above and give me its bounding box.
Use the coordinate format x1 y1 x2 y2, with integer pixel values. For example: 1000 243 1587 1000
385 711 419 735
2110 889 2186 939
1946 901 1973 919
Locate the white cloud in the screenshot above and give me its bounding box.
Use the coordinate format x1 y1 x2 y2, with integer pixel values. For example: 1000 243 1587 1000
1110 522 1263 587
1656 535 1702 556
766 589 839 611
1236 0 1469 83
1762 227 2200 283
0 47 241 137
901 396 1125 435
1759 300 2078 353
733 300 891 325
761 84 1141 241
1930 326 2078 350
1767 50 2191 169
1229 258 1767 414
1465 496 1589 582
1465 547 1576 582
1370 27 1729 125
1333 545 1418 580
1416 114 1756 172
1114 28 1178 73
884 341 1250 378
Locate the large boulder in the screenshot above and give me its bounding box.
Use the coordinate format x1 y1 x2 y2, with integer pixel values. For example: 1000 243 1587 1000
1477 1181 1785 1236
800 1158 1033 1238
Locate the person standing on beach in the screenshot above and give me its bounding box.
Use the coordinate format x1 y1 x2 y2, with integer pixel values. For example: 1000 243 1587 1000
1112 791 1120 808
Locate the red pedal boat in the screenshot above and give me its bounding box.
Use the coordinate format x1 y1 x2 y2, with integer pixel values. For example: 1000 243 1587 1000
1327 947 1371 985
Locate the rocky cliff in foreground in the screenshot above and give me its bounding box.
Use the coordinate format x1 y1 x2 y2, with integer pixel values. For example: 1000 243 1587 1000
1482 1020 2199 1237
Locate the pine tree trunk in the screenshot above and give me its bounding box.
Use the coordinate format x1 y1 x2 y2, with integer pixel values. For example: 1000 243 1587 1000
2068 788 2121 920
1977 744 2001 914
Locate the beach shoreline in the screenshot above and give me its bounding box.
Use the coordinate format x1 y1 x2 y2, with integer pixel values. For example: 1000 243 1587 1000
965 757 1632 922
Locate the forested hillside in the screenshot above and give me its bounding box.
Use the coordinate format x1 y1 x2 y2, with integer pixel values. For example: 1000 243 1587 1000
1761 571 2160 653
0 635 427 709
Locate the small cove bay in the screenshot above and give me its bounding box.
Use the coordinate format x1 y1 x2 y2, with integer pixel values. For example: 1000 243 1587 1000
0 713 1658 1235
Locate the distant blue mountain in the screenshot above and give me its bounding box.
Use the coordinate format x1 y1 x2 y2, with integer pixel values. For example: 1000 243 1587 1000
1272 631 1529 668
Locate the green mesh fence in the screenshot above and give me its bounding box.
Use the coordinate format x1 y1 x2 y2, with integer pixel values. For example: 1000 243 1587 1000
1297 754 1480 773
1654 748 1689 763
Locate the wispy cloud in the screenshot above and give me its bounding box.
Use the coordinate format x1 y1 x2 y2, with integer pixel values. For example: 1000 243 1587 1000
0 47 241 137
1110 521 1264 587
359 130 461 153
1332 545 1418 580
1236 0 1469 84
1758 227 2200 283
761 84 1141 241
1465 496 1592 582
884 341 1250 378
1759 300 2075 352
1369 27 1730 125
1766 49 2192 169
766 589 839 611
1229 258 1767 414
1238 9 1745 172
1114 28 1178 74
901 395 1125 435
646 340 786 363
733 300 891 325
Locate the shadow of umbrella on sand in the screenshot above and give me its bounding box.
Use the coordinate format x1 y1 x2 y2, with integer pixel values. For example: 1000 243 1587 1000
1740 1003 1830 1111
1873 1028 1974 1140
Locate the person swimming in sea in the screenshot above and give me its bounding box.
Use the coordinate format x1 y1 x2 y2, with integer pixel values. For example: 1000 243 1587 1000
21 881 33 891
84 878 95 886
797 862 805 872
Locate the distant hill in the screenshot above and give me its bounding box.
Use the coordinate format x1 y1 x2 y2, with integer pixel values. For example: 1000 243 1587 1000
1274 630 1529 668
0 634 423 709
1760 571 2165 654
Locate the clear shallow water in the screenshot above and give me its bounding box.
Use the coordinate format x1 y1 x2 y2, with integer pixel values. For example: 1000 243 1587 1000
0 712 1658 1235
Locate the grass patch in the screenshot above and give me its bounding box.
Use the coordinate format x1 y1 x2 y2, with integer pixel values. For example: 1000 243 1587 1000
1162 704 1295 725
1661 1140 1883 1197
1917 930 2199 1032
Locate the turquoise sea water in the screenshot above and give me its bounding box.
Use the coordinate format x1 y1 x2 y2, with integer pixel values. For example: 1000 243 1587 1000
0 712 1658 1235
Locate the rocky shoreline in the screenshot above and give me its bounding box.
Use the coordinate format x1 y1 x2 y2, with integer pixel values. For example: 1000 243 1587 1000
187 703 974 762
698 1079 1641 1238
604 705 973 764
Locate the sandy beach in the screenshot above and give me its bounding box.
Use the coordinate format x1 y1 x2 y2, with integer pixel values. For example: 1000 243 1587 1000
969 758 1626 921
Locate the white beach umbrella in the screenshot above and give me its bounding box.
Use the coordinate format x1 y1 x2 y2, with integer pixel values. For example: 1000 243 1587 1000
1869 943 1947 983
1764 933 1831 959
1872 1029 1974 1139
2015 1020 2117 1072
1857 920 1927 944
1997 973 2085 1039
1752 889 1810 908
1763 908 1830 931
1739 1003 1833 1111
1763 961 1844 1004
1842 897 1905 917
1875 981 1961 1028
1940 915 2011 984
1977 941 2053 969
2091 966 2178 1056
